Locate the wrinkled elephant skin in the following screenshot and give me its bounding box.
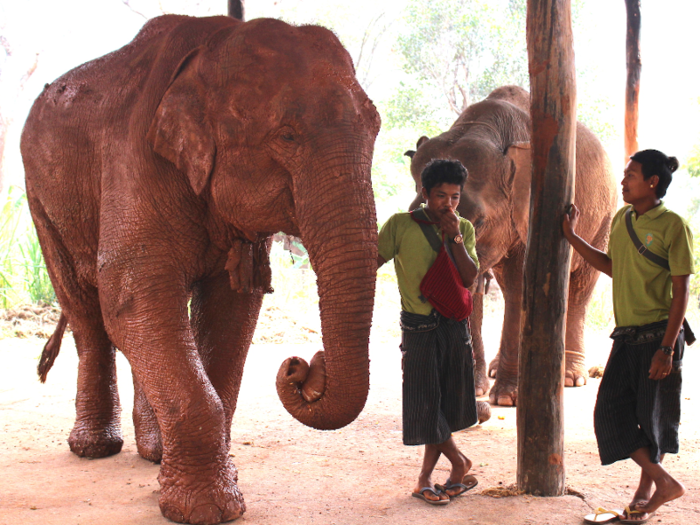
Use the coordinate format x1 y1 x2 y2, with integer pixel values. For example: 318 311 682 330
21 15 380 524
407 86 617 407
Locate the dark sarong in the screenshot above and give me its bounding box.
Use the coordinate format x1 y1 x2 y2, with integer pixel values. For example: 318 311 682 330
594 320 684 465
400 310 478 446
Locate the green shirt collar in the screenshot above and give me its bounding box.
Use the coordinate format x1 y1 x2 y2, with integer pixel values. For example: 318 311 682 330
632 201 666 221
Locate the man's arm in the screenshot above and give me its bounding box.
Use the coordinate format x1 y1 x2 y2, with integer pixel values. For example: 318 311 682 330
440 211 478 288
562 204 613 277
377 255 386 269
448 240 479 288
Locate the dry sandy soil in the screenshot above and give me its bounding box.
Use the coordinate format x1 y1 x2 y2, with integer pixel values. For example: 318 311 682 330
1 301 700 525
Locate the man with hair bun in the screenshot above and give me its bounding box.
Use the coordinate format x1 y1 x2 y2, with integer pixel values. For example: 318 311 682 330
563 149 693 523
377 159 483 505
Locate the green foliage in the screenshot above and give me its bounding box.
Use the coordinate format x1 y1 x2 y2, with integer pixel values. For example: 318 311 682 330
388 0 529 129
685 144 700 178
576 94 618 149
0 186 55 308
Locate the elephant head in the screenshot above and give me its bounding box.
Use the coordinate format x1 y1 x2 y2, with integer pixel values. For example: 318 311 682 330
148 18 381 430
406 86 532 271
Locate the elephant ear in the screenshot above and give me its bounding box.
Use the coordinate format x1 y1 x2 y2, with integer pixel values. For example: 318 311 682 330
148 47 215 196
507 141 532 245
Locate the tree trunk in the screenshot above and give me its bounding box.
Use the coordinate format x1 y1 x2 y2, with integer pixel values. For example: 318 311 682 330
228 0 245 21
625 0 641 161
517 0 576 496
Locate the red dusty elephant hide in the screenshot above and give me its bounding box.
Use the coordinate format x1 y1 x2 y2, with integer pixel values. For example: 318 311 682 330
21 15 380 524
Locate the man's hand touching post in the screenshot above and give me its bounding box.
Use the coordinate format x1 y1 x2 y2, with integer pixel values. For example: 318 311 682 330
562 204 613 278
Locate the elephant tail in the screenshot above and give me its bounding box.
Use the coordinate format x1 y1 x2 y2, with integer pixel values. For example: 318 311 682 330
38 313 68 383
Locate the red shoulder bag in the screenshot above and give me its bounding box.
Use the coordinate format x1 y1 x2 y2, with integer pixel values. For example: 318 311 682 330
410 209 473 321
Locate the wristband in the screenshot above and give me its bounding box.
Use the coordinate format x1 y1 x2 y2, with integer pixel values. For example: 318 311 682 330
659 345 674 356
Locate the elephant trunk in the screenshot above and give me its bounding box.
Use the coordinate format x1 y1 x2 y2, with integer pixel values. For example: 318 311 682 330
276 150 377 430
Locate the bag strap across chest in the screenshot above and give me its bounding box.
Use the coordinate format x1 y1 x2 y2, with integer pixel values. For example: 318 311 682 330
624 207 670 271
410 208 459 265
410 208 442 252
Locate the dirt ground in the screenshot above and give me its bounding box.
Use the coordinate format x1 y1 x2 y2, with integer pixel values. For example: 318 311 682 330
1 303 700 525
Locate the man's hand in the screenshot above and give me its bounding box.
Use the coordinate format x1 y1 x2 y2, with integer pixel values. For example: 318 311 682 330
439 208 461 238
648 349 673 380
562 203 580 241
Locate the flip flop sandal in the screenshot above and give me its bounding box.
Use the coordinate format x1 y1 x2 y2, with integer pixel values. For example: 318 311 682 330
618 506 655 524
435 474 478 498
583 507 623 524
411 486 450 506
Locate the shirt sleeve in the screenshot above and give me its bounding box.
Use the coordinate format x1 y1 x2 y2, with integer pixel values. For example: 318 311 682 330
378 214 398 263
461 219 479 270
668 217 695 276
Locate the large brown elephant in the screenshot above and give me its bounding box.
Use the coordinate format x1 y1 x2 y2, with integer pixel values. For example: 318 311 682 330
21 15 380 525
406 86 617 407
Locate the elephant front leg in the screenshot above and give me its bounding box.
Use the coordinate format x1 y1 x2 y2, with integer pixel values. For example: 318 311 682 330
470 280 490 397
190 271 264 446
106 289 244 525
489 250 524 407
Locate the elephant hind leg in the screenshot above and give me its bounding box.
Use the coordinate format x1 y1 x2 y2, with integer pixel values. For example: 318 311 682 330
29 199 122 457
565 261 602 387
67 312 123 458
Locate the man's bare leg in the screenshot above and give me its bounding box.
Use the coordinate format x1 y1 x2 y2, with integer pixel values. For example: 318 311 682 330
627 448 685 519
432 437 471 497
413 444 448 502
628 454 662 512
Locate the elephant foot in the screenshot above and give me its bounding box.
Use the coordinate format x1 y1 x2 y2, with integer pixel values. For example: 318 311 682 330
473 354 490 396
135 428 163 463
565 350 588 387
474 370 490 397
68 424 123 458
488 378 517 407
158 458 245 524
476 401 491 424
488 354 499 378
133 386 163 462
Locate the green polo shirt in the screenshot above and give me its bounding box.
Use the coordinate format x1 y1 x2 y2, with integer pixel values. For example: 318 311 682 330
607 202 694 327
378 207 479 315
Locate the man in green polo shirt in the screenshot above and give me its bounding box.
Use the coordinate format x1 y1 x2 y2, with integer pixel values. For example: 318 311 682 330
563 149 693 523
378 159 482 506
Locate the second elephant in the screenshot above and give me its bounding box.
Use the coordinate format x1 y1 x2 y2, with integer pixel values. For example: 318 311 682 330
406 85 617 406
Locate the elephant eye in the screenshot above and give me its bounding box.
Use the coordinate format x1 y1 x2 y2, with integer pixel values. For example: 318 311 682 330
270 126 300 157
278 126 297 143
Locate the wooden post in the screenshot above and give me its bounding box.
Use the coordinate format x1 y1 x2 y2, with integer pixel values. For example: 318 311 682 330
517 0 576 496
228 0 245 21
624 0 641 160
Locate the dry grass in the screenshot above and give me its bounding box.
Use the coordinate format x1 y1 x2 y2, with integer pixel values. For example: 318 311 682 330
0 303 62 339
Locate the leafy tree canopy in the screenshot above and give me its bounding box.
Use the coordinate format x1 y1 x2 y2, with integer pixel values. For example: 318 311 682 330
387 0 529 130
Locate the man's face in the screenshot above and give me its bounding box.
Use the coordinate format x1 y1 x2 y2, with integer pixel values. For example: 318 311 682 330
422 182 462 216
621 160 657 205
